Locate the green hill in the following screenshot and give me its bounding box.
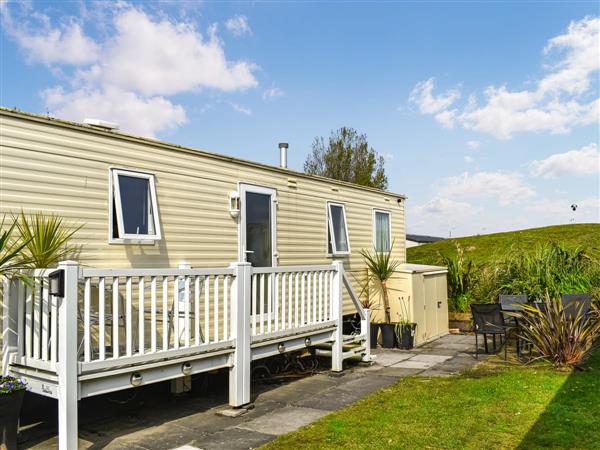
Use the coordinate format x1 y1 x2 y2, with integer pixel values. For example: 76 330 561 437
407 223 600 266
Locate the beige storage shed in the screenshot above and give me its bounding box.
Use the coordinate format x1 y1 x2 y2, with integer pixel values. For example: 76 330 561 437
395 264 449 345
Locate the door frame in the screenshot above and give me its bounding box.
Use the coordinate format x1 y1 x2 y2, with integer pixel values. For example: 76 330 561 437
237 182 278 266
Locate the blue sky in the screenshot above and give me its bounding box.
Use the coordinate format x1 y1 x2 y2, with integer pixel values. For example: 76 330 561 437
1 1 599 237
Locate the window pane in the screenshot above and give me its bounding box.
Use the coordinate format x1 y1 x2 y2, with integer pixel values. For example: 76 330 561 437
118 175 155 235
375 211 390 252
245 192 272 267
330 205 349 253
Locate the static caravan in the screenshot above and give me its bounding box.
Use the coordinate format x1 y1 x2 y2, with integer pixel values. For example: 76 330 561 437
0 108 447 447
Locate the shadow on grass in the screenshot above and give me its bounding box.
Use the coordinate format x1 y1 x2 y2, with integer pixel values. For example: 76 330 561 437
516 347 600 449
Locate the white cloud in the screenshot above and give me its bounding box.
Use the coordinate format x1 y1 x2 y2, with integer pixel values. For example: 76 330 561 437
101 9 258 96
262 86 284 101
436 171 536 205
2 3 260 138
411 16 600 139
409 196 482 236
229 102 252 115
464 156 474 163
530 143 599 178
42 86 187 138
1 7 99 65
409 78 460 115
526 197 600 223
381 152 394 160
225 15 251 37
466 140 480 149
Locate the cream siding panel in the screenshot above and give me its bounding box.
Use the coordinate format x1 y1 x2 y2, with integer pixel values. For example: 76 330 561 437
1 111 407 341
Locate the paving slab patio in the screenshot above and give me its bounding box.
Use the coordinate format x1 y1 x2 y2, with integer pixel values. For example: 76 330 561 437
20 333 488 450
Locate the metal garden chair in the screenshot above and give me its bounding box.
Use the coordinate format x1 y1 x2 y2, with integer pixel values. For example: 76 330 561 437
471 303 513 360
561 293 592 321
499 294 528 355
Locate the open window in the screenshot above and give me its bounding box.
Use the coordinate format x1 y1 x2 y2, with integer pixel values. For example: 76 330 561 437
110 168 161 242
373 209 391 253
327 202 350 256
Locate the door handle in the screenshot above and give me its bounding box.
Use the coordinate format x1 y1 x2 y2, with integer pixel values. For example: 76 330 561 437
245 250 254 254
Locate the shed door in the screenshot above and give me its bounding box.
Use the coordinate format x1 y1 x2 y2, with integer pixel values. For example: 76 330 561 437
239 184 277 267
435 275 449 337
423 275 437 341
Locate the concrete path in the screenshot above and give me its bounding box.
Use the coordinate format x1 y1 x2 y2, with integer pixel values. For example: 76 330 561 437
21 333 487 450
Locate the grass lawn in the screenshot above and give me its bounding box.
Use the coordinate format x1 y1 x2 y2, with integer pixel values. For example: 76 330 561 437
262 348 600 450
407 223 600 266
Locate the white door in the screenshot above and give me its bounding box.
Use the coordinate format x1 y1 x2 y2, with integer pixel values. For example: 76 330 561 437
239 184 278 267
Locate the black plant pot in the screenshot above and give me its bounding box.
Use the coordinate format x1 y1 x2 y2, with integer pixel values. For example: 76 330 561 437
369 323 380 348
380 324 396 348
397 323 417 350
1 389 25 450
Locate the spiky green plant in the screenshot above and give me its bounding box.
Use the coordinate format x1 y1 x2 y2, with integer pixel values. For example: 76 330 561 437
360 242 400 323
498 243 599 302
513 292 600 367
438 243 476 312
0 215 30 280
15 211 82 268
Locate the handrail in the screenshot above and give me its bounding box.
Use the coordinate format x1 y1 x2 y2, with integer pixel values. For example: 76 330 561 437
252 264 335 274
81 267 235 277
342 272 366 320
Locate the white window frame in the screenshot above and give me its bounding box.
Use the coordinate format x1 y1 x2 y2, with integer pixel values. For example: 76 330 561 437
109 168 161 244
372 208 392 253
326 201 351 257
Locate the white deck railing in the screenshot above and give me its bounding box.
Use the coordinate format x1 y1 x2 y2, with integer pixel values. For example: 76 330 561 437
2 260 370 450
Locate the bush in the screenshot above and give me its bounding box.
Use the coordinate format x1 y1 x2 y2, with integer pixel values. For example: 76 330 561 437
514 294 600 367
497 243 600 302
439 243 476 312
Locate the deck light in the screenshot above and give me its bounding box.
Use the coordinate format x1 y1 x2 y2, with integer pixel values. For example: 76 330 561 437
278 343 285 353
182 362 192 375
229 191 240 218
49 269 64 297
130 373 143 387
305 337 311 347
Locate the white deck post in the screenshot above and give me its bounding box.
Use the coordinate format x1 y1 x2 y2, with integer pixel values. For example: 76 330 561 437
171 262 192 394
229 262 251 407
2 279 19 376
331 261 344 372
57 260 79 450
361 308 371 363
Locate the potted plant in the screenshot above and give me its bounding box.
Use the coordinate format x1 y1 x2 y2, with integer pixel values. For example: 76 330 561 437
394 296 417 349
360 243 400 349
0 376 27 450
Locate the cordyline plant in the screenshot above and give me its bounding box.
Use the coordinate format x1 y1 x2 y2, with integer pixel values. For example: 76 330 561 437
0 215 31 282
512 292 600 367
351 268 379 310
0 376 26 395
15 211 82 268
360 242 400 323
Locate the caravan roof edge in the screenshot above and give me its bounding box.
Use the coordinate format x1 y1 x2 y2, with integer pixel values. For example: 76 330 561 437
0 107 407 200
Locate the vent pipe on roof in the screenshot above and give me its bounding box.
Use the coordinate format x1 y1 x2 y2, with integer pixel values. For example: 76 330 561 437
279 142 289 168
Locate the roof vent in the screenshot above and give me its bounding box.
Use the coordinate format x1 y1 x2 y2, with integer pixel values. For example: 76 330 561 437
83 118 119 131
279 142 289 168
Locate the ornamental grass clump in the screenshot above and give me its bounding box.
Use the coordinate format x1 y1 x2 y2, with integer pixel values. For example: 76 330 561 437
499 243 600 302
514 293 600 367
0 376 26 395
439 243 476 312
